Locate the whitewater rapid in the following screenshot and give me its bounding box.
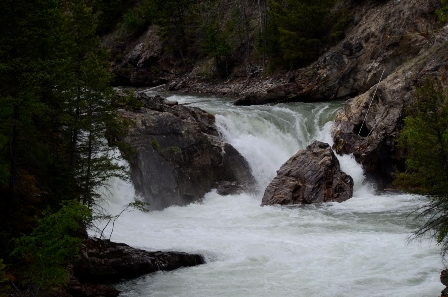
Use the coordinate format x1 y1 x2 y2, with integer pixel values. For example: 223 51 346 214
97 92 443 297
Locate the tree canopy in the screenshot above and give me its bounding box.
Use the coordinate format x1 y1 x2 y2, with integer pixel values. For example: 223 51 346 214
395 78 448 256
0 0 129 291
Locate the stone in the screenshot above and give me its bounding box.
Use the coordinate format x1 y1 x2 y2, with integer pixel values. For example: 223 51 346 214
215 181 244 196
332 28 448 187
63 237 204 297
72 238 205 284
261 141 353 206
119 92 256 210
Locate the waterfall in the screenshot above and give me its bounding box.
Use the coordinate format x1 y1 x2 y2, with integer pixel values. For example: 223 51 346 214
98 92 442 297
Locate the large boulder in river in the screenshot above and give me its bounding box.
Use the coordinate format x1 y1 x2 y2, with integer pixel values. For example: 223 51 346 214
119 92 255 210
261 141 353 206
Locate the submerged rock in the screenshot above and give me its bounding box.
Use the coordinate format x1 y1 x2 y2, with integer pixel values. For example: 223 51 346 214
120 92 255 210
261 141 353 206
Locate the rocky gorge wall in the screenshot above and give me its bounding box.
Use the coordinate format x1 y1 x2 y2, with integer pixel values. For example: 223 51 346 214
119 92 255 210
107 0 448 188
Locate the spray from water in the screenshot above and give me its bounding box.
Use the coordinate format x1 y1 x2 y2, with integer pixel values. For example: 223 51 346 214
97 93 441 297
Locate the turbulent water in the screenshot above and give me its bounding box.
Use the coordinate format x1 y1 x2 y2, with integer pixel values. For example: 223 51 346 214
97 92 444 297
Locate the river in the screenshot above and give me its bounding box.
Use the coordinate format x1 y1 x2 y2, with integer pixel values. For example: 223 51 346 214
97 91 443 297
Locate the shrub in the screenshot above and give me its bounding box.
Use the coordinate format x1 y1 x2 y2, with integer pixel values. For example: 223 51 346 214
12 201 91 289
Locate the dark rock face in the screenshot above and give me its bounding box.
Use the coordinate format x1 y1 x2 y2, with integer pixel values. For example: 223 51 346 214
120 92 255 210
72 238 205 283
261 141 353 206
233 93 285 106
332 26 448 187
64 238 204 297
66 280 120 297
109 25 171 87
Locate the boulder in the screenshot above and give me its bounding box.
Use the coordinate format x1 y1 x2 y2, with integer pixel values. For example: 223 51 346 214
261 141 353 206
63 237 204 297
119 92 255 210
72 238 205 283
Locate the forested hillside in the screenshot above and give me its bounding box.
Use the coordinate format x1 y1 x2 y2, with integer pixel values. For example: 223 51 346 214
0 0 129 294
99 0 352 86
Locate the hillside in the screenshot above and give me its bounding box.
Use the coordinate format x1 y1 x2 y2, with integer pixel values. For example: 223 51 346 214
101 0 448 188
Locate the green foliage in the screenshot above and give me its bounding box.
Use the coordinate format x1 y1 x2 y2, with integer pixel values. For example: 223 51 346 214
91 0 126 34
120 9 148 34
117 0 158 35
0 260 7 284
436 0 448 22
0 259 9 295
163 146 182 154
264 0 344 68
201 22 232 78
63 0 129 207
202 23 232 59
395 78 448 195
395 78 448 255
12 201 91 289
151 139 160 151
114 89 143 111
329 10 352 41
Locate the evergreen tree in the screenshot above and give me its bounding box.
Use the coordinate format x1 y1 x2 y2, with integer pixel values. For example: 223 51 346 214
265 0 336 68
395 78 448 256
0 0 69 229
62 0 127 207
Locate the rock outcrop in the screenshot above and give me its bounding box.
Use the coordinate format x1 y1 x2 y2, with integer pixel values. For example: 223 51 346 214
287 0 442 103
73 238 205 283
161 0 444 106
65 238 205 297
106 25 171 87
119 92 255 210
332 24 448 187
261 141 353 206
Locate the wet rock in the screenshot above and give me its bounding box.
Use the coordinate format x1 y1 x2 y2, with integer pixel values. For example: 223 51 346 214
72 238 205 284
233 93 285 106
109 25 169 87
332 26 448 187
261 141 353 206
215 181 245 196
66 279 120 297
441 269 448 296
120 92 256 210
288 0 441 102
64 237 204 297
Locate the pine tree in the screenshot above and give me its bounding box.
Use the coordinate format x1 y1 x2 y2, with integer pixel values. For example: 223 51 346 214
0 0 69 227
395 78 448 256
62 0 127 207
265 0 336 68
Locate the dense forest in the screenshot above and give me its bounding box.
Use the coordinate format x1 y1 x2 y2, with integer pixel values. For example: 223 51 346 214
1 0 448 295
0 0 130 294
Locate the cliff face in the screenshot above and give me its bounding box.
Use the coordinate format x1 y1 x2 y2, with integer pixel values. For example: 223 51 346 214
329 1 448 187
105 0 448 186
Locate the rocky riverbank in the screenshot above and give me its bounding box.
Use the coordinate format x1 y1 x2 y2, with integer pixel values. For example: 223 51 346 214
63 238 205 297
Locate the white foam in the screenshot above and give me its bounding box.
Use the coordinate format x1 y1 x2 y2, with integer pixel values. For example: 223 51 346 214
98 94 442 296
